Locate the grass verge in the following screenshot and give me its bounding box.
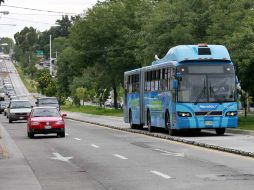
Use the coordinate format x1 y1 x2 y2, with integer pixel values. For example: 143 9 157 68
15 64 37 93
238 115 254 131
62 105 123 117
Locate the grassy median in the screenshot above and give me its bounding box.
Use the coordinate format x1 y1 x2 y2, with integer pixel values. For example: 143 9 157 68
62 105 123 117
15 64 37 93
238 115 254 131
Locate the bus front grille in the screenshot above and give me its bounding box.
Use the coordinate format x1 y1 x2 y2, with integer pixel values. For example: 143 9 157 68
195 111 223 116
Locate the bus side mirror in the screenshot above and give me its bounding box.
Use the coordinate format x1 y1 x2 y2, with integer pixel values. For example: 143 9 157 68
173 79 178 89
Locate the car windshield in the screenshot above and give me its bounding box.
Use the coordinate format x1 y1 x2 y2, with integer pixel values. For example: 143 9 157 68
38 98 58 104
10 101 32 108
32 108 60 117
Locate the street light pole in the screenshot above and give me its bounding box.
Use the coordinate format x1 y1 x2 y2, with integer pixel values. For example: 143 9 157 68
49 34 52 75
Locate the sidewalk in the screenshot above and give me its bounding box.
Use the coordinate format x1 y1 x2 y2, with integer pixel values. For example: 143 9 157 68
0 123 42 190
65 111 254 158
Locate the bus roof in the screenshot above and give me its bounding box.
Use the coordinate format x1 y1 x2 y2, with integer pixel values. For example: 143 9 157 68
152 44 231 65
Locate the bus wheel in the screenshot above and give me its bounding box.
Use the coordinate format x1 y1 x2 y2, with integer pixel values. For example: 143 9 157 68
147 111 153 132
129 110 136 129
215 128 225 135
165 111 175 136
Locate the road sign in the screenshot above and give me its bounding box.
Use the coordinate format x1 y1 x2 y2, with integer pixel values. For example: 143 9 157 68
36 50 44 57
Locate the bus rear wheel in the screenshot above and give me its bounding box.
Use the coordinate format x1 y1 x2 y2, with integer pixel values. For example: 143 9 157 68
129 110 136 129
147 111 154 132
215 128 226 135
165 111 176 136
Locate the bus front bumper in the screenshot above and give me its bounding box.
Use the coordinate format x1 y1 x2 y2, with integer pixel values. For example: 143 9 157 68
175 116 238 129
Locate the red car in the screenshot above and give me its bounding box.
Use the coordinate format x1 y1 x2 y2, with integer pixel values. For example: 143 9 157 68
27 107 67 138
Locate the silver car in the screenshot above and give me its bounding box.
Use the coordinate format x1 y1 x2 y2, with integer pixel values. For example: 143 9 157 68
7 100 32 123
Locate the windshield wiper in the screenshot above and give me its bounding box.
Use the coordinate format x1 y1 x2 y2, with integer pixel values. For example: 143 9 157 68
194 80 206 105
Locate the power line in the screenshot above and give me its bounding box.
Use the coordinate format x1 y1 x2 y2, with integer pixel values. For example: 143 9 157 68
0 23 16 26
10 13 66 17
2 4 78 15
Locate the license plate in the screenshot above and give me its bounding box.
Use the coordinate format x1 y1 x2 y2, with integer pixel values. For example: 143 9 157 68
45 125 51 129
205 121 213 126
19 117 24 119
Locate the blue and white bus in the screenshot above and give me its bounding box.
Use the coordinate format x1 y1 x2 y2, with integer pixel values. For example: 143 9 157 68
124 44 238 135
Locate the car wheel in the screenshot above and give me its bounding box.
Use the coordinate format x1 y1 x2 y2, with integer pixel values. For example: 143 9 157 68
58 132 65 138
215 128 225 135
4 112 6 116
9 117 12 123
29 132 34 138
129 110 136 129
147 111 154 132
165 111 176 136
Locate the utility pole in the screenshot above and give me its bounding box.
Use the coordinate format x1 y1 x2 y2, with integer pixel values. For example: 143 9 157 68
49 34 52 75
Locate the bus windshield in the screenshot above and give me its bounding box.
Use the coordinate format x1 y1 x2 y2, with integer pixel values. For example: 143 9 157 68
178 68 235 103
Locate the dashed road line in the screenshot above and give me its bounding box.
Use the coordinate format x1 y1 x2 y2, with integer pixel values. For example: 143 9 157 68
150 170 171 179
114 154 128 160
74 138 81 141
154 148 185 157
90 144 100 148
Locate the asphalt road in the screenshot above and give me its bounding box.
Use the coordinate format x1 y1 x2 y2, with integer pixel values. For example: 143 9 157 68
1 114 254 190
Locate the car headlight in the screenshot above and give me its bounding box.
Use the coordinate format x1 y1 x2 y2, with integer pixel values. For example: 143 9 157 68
55 121 64 125
31 121 40 125
226 111 237 117
177 112 192 117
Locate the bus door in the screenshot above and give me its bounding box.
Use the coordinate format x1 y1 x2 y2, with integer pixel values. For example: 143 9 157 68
123 74 129 123
140 70 145 125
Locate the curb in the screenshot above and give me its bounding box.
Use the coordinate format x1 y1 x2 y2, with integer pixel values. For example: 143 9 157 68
66 117 254 159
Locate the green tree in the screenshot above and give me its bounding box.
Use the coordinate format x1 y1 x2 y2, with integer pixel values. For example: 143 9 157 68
57 47 82 97
69 0 152 109
0 37 14 54
36 69 53 94
75 87 88 106
45 80 58 97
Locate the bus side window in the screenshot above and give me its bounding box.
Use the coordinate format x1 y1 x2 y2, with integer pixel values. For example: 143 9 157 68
155 70 160 91
148 71 152 91
136 74 139 92
145 72 147 91
168 68 171 90
161 68 166 91
127 75 131 93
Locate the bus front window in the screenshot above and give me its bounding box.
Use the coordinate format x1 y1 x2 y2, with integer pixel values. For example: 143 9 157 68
178 75 206 103
208 75 235 102
177 74 235 103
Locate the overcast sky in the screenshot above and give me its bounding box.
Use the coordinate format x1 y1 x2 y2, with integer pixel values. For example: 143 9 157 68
0 0 98 39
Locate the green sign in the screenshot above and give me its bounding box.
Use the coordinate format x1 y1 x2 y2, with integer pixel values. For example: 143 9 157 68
36 50 44 57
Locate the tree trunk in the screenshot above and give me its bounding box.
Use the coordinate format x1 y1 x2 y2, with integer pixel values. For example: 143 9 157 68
113 86 118 109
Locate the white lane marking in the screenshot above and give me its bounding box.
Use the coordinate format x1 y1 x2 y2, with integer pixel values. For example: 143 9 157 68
114 154 128 160
50 152 73 162
150 170 171 179
65 133 69 136
90 144 100 148
74 138 81 141
154 148 184 157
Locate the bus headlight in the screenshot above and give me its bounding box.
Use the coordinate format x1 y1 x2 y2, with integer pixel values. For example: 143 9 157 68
177 112 192 117
226 111 237 117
